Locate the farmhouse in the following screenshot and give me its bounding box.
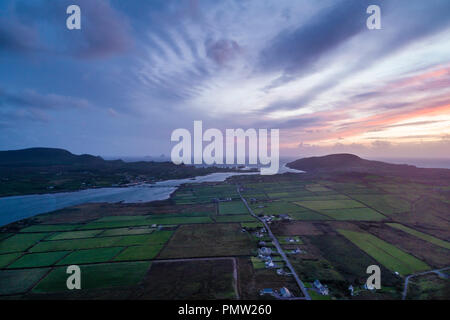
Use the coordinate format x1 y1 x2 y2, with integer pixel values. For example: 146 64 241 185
314 280 329 295
280 287 292 298
259 247 272 256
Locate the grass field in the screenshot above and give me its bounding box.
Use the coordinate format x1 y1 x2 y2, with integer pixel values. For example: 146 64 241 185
309 290 332 300
219 201 249 215
94 215 149 222
295 200 365 211
7 251 70 268
113 244 164 261
29 231 173 252
305 184 331 192
99 227 154 237
48 230 103 240
387 223 450 249
0 233 11 241
20 224 81 233
252 201 308 215
241 222 264 229
56 247 124 265
251 257 265 269
338 229 430 275
78 219 152 230
0 253 22 268
288 211 328 220
349 194 410 215
0 233 50 254
214 215 257 223
319 208 386 221
29 236 121 252
0 268 50 295
307 235 399 285
33 261 151 293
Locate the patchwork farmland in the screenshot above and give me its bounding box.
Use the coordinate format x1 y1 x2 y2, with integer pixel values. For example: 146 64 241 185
0 172 449 300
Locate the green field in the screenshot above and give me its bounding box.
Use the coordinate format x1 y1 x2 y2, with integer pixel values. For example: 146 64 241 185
20 224 81 233
307 235 399 285
114 244 164 261
79 216 212 230
78 219 151 230
146 216 213 225
0 253 22 268
56 247 124 265
338 229 430 275
7 251 70 268
0 233 11 241
29 231 173 252
251 257 265 269
387 223 450 249
252 201 307 214
33 261 151 293
241 222 264 229
219 201 249 215
29 236 121 252
349 194 410 215
0 233 50 254
309 290 332 300
100 227 154 237
295 200 365 211
294 195 350 201
305 184 331 192
48 230 103 240
319 208 386 221
0 268 50 295
288 211 328 220
214 215 257 223
94 215 149 222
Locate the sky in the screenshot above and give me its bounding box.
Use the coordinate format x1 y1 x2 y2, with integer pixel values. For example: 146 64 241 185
0 0 449 159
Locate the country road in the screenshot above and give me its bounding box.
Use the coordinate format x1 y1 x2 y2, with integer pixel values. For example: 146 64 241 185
237 185 311 300
402 266 450 300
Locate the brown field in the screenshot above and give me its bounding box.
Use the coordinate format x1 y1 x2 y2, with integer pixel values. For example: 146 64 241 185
270 221 334 236
133 259 237 300
158 224 255 259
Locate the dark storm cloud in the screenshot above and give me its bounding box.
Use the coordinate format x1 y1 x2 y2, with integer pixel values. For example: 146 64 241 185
258 0 373 76
1 0 133 58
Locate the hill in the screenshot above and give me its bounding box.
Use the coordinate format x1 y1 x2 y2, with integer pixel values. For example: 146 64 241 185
0 148 240 197
0 148 107 166
287 154 450 180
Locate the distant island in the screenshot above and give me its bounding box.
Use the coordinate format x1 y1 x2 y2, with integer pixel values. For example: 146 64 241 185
0 148 249 197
